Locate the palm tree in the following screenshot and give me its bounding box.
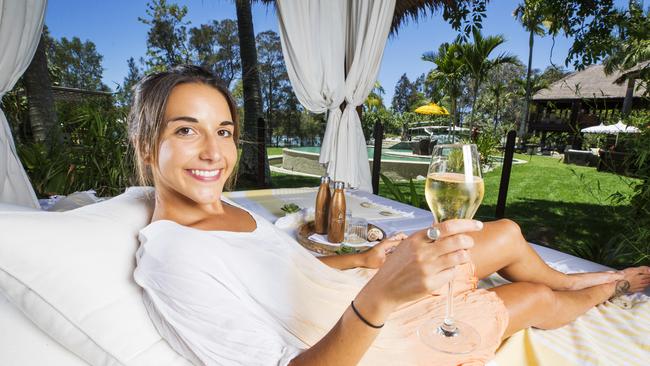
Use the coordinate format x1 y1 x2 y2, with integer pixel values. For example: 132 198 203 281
514 0 547 138
23 32 59 147
603 2 650 116
460 29 517 132
422 42 465 132
235 0 270 188
487 80 506 131
364 81 386 112
514 73 549 98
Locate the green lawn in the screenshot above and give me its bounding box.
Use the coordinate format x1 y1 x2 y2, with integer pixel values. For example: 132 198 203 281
267 147 285 156
375 154 639 266
478 155 638 264
265 149 641 267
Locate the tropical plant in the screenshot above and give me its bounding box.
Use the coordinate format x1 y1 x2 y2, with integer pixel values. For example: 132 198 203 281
474 130 500 166
17 142 70 197
422 41 465 131
487 80 506 130
18 102 134 197
365 81 386 112
514 0 548 138
379 174 424 209
603 1 650 75
608 112 650 266
513 72 550 98
458 30 517 132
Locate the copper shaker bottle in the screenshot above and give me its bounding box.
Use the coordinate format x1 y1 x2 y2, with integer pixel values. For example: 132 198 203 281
314 176 331 234
327 181 346 243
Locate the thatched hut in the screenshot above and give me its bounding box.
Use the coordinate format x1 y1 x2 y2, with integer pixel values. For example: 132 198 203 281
529 64 648 148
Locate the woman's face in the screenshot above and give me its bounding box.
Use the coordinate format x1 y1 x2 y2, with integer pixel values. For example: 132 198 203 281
152 82 237 205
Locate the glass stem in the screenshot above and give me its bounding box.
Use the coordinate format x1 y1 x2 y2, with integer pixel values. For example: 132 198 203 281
442 280 456 332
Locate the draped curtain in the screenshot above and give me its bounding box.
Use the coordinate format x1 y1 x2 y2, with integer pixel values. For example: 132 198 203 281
277 0 396 192
0 0 46 208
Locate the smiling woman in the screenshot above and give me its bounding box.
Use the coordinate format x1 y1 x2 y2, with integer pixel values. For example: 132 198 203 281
127 65 650 366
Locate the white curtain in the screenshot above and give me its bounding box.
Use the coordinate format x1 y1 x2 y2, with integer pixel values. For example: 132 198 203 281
0 0 46 208
277 0 395 192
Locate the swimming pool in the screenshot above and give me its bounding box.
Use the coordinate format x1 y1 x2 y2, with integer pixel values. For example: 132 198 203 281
288 146 432 162
281 146 430 181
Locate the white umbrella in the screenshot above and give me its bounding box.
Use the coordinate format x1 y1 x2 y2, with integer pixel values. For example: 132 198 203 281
581 120 640 144
581 121 640 134
580 123 607 134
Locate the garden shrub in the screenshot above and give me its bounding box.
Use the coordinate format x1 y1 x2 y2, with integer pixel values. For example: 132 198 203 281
18 102 134 197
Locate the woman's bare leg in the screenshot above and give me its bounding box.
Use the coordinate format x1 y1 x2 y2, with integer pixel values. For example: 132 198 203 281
489 281 615 339
468 219 622 290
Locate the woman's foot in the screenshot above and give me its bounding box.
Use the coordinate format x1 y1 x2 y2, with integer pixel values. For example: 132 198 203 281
619 266 650 293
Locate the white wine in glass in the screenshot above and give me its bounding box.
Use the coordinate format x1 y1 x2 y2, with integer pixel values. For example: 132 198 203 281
425 173 484 222
418 144 484 354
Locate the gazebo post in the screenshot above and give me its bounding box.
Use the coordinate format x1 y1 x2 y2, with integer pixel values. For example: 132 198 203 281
570 100 582 149
371 120 384 195
496 130 517 219
622 78 635 117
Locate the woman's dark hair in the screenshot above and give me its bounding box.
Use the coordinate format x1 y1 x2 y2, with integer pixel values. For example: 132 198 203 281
127 64 239 186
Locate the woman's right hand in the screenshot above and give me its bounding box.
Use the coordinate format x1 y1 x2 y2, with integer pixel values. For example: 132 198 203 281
363 219 484 309
289 220 484 366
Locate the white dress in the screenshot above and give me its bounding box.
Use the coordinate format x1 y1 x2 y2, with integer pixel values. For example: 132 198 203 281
134 199 507 366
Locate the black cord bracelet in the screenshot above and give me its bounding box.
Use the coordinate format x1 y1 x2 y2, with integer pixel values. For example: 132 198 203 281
350 301 384 329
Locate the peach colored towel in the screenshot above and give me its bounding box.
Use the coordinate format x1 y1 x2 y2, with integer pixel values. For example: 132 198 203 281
358 262 509 366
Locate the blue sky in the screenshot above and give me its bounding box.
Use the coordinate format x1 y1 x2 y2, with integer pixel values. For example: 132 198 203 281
45 0 617 104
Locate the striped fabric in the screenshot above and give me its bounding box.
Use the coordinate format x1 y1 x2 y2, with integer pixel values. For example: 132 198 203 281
495 296 650 365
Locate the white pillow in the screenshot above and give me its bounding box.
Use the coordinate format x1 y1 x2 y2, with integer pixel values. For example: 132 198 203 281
0 187 192 366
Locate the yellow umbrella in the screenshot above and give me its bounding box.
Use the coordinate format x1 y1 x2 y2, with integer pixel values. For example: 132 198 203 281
414 102 449 115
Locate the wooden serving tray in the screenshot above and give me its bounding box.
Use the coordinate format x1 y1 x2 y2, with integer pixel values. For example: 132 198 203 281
296 221 386 255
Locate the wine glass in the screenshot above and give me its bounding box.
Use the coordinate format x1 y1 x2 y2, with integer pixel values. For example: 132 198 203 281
417 143 485 354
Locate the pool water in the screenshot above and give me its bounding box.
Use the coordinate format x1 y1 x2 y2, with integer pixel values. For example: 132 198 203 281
288 146 431 163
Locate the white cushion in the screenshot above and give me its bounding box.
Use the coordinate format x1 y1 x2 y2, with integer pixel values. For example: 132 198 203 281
0 202 40 212
0 289 88 365
0 187 192 366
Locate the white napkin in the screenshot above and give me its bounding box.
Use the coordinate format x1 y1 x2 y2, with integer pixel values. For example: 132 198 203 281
274 207 315 233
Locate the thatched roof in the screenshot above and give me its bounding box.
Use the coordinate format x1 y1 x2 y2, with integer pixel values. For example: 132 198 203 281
532 64 647 101
390 0 455 35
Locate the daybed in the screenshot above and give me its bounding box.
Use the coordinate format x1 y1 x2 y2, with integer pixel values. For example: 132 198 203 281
1 187 648 365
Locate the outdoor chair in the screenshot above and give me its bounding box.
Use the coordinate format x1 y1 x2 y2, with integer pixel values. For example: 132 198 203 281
416 138 431 155
564 149 599 166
